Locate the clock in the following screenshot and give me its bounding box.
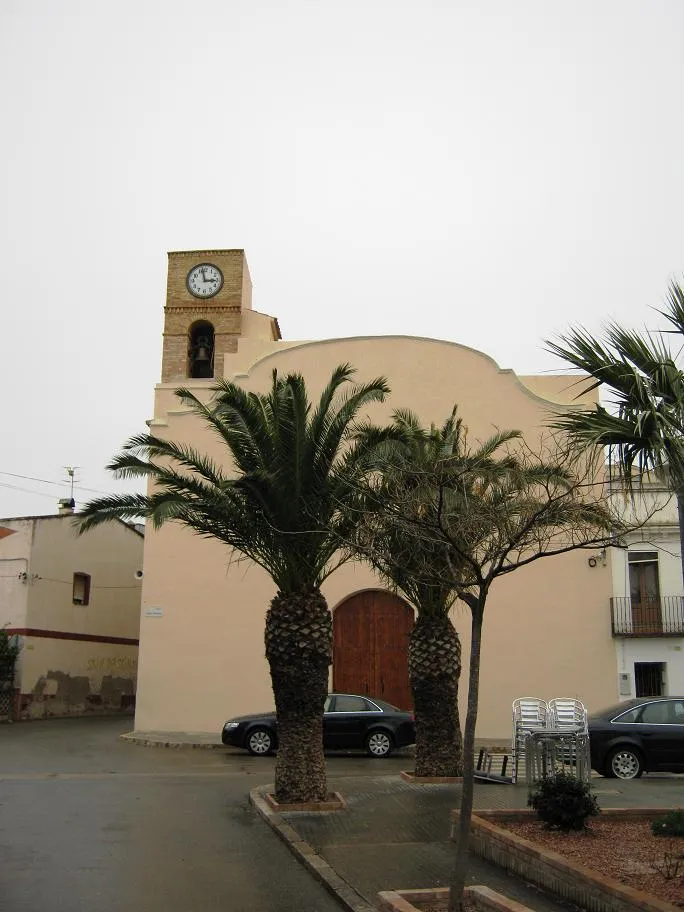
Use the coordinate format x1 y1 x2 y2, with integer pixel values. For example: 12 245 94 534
186 263 223 298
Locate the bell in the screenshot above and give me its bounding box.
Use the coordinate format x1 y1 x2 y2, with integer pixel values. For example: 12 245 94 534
193 336 211 364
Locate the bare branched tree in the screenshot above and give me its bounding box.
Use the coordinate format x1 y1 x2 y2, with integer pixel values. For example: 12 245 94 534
341 413 641 912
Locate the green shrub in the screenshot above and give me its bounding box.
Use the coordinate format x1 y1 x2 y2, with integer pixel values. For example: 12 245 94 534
0 627 20 679
528 770 600 832
652 810 684 838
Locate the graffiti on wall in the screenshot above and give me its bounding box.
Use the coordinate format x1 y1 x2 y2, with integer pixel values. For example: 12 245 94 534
86 657 138 672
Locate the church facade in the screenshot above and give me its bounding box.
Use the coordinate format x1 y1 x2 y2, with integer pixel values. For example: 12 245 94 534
134 249 618 738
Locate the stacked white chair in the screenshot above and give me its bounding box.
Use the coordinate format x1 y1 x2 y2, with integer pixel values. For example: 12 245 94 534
511 696 590 785
511 698 548 784
546 697 590 782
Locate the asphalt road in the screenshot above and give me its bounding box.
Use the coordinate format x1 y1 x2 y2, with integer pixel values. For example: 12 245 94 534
0 716 405 912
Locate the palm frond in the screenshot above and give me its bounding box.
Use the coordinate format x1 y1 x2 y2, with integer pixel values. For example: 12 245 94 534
79 365 395 594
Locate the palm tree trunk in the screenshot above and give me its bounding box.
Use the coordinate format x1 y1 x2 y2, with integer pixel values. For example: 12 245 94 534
448 597 484 912
409 615 463 777
265 588 332 804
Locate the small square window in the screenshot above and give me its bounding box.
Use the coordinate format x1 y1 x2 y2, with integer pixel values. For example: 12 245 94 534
73 573 91 606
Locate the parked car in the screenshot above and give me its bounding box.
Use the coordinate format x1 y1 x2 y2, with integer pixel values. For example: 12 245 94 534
588 696 684 779
221 692 415 757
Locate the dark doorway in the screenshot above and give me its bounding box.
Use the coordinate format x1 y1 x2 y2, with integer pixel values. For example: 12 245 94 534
332 590 413 710
634 661 665 697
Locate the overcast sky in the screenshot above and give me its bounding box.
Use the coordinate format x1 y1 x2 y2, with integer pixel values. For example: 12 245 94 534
2 1 683 517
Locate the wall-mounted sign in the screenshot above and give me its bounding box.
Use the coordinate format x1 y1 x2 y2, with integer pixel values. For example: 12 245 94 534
144 607 163 618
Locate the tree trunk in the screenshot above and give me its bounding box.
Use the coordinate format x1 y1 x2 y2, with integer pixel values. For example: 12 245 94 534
448 598 484 912
265 588 332 803
676 490 684 591
409 614 463 777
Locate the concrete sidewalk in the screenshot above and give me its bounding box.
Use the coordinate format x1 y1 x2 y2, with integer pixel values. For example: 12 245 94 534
250 772 684 912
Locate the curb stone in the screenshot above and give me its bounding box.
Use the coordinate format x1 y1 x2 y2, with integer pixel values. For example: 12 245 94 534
119 732 231 749
249 785 376 912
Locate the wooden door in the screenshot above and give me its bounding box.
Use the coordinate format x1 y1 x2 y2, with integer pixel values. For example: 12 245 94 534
333 590 413 710
629 555 662 633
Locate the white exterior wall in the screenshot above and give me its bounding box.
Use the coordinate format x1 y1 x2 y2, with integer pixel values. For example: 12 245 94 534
609 483 684 700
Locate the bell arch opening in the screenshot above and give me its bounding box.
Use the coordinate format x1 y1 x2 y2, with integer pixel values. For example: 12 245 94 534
188 321 215 379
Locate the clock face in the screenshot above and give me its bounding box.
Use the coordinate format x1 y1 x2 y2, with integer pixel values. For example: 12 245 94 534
187 263 223 298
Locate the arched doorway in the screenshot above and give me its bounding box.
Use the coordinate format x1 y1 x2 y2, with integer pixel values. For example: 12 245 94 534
333 590 414 710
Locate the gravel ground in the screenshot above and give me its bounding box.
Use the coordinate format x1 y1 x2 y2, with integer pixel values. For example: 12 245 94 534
501 817 684 908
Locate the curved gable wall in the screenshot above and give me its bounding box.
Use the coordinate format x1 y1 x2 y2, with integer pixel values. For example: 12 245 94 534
138 333 613 736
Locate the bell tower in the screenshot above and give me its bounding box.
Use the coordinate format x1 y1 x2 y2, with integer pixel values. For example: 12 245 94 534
161 249 253 383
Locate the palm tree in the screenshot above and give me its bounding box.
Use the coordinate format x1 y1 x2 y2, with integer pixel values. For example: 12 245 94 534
546 280 684 582
79 364 390 803
349 409 548 779
349 409 468 777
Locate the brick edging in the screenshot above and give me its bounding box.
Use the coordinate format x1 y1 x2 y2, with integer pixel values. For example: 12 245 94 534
264 790 347 812
460 808 681 912
400 770 464 783
249 786 375 912
378 885 535 911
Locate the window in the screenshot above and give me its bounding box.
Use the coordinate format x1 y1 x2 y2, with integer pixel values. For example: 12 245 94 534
640 701 675 724
628 552 662 633
333 695 370 713
72 572 91 606
634 661 664 697
613 707 641 723
629 551 660 603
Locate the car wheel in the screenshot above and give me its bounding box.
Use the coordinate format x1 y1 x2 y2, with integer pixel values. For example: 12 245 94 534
246 727 274 756
606 746 644 780
366 730 393 758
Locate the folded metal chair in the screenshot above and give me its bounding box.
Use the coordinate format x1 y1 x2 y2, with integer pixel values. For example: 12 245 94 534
546 697 590 782
548 697 588 733
511 698 548 784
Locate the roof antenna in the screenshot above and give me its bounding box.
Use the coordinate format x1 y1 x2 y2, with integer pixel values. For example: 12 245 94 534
58 466 79 514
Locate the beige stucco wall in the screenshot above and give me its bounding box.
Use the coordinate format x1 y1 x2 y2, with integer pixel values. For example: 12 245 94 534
27 517 143 639
138 331 618 738
0 515 143 718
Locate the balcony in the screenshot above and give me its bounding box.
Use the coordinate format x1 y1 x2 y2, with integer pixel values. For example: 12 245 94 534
610 597 684 637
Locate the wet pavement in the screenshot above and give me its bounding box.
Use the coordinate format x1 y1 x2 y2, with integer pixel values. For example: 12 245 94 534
1 716 403 912
2 717 682 912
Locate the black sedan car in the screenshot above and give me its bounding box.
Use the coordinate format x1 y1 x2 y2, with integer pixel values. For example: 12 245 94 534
221 692 415 757
589 696 684 779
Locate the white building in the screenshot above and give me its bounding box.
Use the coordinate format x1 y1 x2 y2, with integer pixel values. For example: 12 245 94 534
609 474 684 699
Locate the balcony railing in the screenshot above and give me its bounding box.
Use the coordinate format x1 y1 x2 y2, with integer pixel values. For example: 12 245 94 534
610 596 684 637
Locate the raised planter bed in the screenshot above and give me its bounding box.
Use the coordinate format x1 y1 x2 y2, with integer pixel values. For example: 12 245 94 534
264 790 346 812
400 771 464 783
454 808 683 912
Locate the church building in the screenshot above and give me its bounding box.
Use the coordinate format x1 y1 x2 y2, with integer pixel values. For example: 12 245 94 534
134 249 618 738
